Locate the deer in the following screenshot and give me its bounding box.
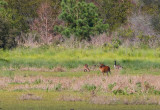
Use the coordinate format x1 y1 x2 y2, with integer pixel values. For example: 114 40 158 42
84 64 90 72
114 60 123 69
99 64 111 76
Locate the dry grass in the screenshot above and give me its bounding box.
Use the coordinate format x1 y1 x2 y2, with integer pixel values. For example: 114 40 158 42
1 74 160 93
58 94 83 102
123 96 159 105
90 96 119 105
53 66 66 72
20 66 66 72
20 93 42 100
3 66 66 72
89 95 160 105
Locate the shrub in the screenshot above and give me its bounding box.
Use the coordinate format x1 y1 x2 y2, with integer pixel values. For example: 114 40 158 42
118 28 134 39
111 38 122 49
54 83 62 91
83 84 96 91
34 79 43 84
113 89 126 95
135 82 142 93
108 82 116 91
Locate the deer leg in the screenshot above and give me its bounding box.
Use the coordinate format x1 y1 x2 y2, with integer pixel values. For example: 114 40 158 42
107 72 108 76
87 68 90 72
103 72 104 76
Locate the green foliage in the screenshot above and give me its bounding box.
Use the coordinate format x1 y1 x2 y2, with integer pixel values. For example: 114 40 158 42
5 0 61 32
135 82 142 93
0 17 18 49
34 79 43 84
140 0 160 33
0 0 7 12
151 15 160 33
111 38 122 49
54 83 62 91
55 0 108 40
5 0 42 32
136 34 156 48
2 70 14 78
108 82 116 91
83 84 96 91
112 89 126 95
153 90 160 95
98 0 133 31
108 82 128 95
1 8 22 29
118 28 134 39
0 0 21 49
103 38 122 50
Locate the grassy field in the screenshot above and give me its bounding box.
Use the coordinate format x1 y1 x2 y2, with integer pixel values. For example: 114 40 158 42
0 46 160 75
0 47 160 110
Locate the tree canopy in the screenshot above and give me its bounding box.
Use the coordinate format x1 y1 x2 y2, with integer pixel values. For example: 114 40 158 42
55 0 109 40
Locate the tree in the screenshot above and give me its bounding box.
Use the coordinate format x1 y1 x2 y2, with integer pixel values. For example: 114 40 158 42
0 17 18 49
6 0 61 32
5 0 42 32
0 0 7 11
139 0 160 33
152 14 160 34
55 0 108 41
97 0 133 32
31 1 57 44
0 0 19 49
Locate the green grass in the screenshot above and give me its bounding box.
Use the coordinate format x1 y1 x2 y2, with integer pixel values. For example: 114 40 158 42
1 91 160 110
0 46 160 75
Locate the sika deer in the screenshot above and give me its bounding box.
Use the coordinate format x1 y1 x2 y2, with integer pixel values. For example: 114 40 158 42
84 64 90 72
99 64 111 76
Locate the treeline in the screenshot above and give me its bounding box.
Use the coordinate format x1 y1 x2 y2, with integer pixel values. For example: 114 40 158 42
0 0 160 49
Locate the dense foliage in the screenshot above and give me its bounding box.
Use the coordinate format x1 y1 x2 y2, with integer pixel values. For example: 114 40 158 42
0 18 18 49
98 0 133 31
55 0 109 40
0 0 160 49
0 0 19 49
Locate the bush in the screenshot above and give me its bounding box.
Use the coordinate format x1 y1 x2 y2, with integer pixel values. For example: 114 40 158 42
111 38 122 49
108 82 116 91
34 79 43 84
113 89 126 95
83 84 96 91
54 83 62 91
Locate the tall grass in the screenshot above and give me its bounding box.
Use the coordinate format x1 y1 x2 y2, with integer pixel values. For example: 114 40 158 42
0 46 160 74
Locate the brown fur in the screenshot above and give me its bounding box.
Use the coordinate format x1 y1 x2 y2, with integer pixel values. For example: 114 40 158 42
99 64 111 76
84 64 90 72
